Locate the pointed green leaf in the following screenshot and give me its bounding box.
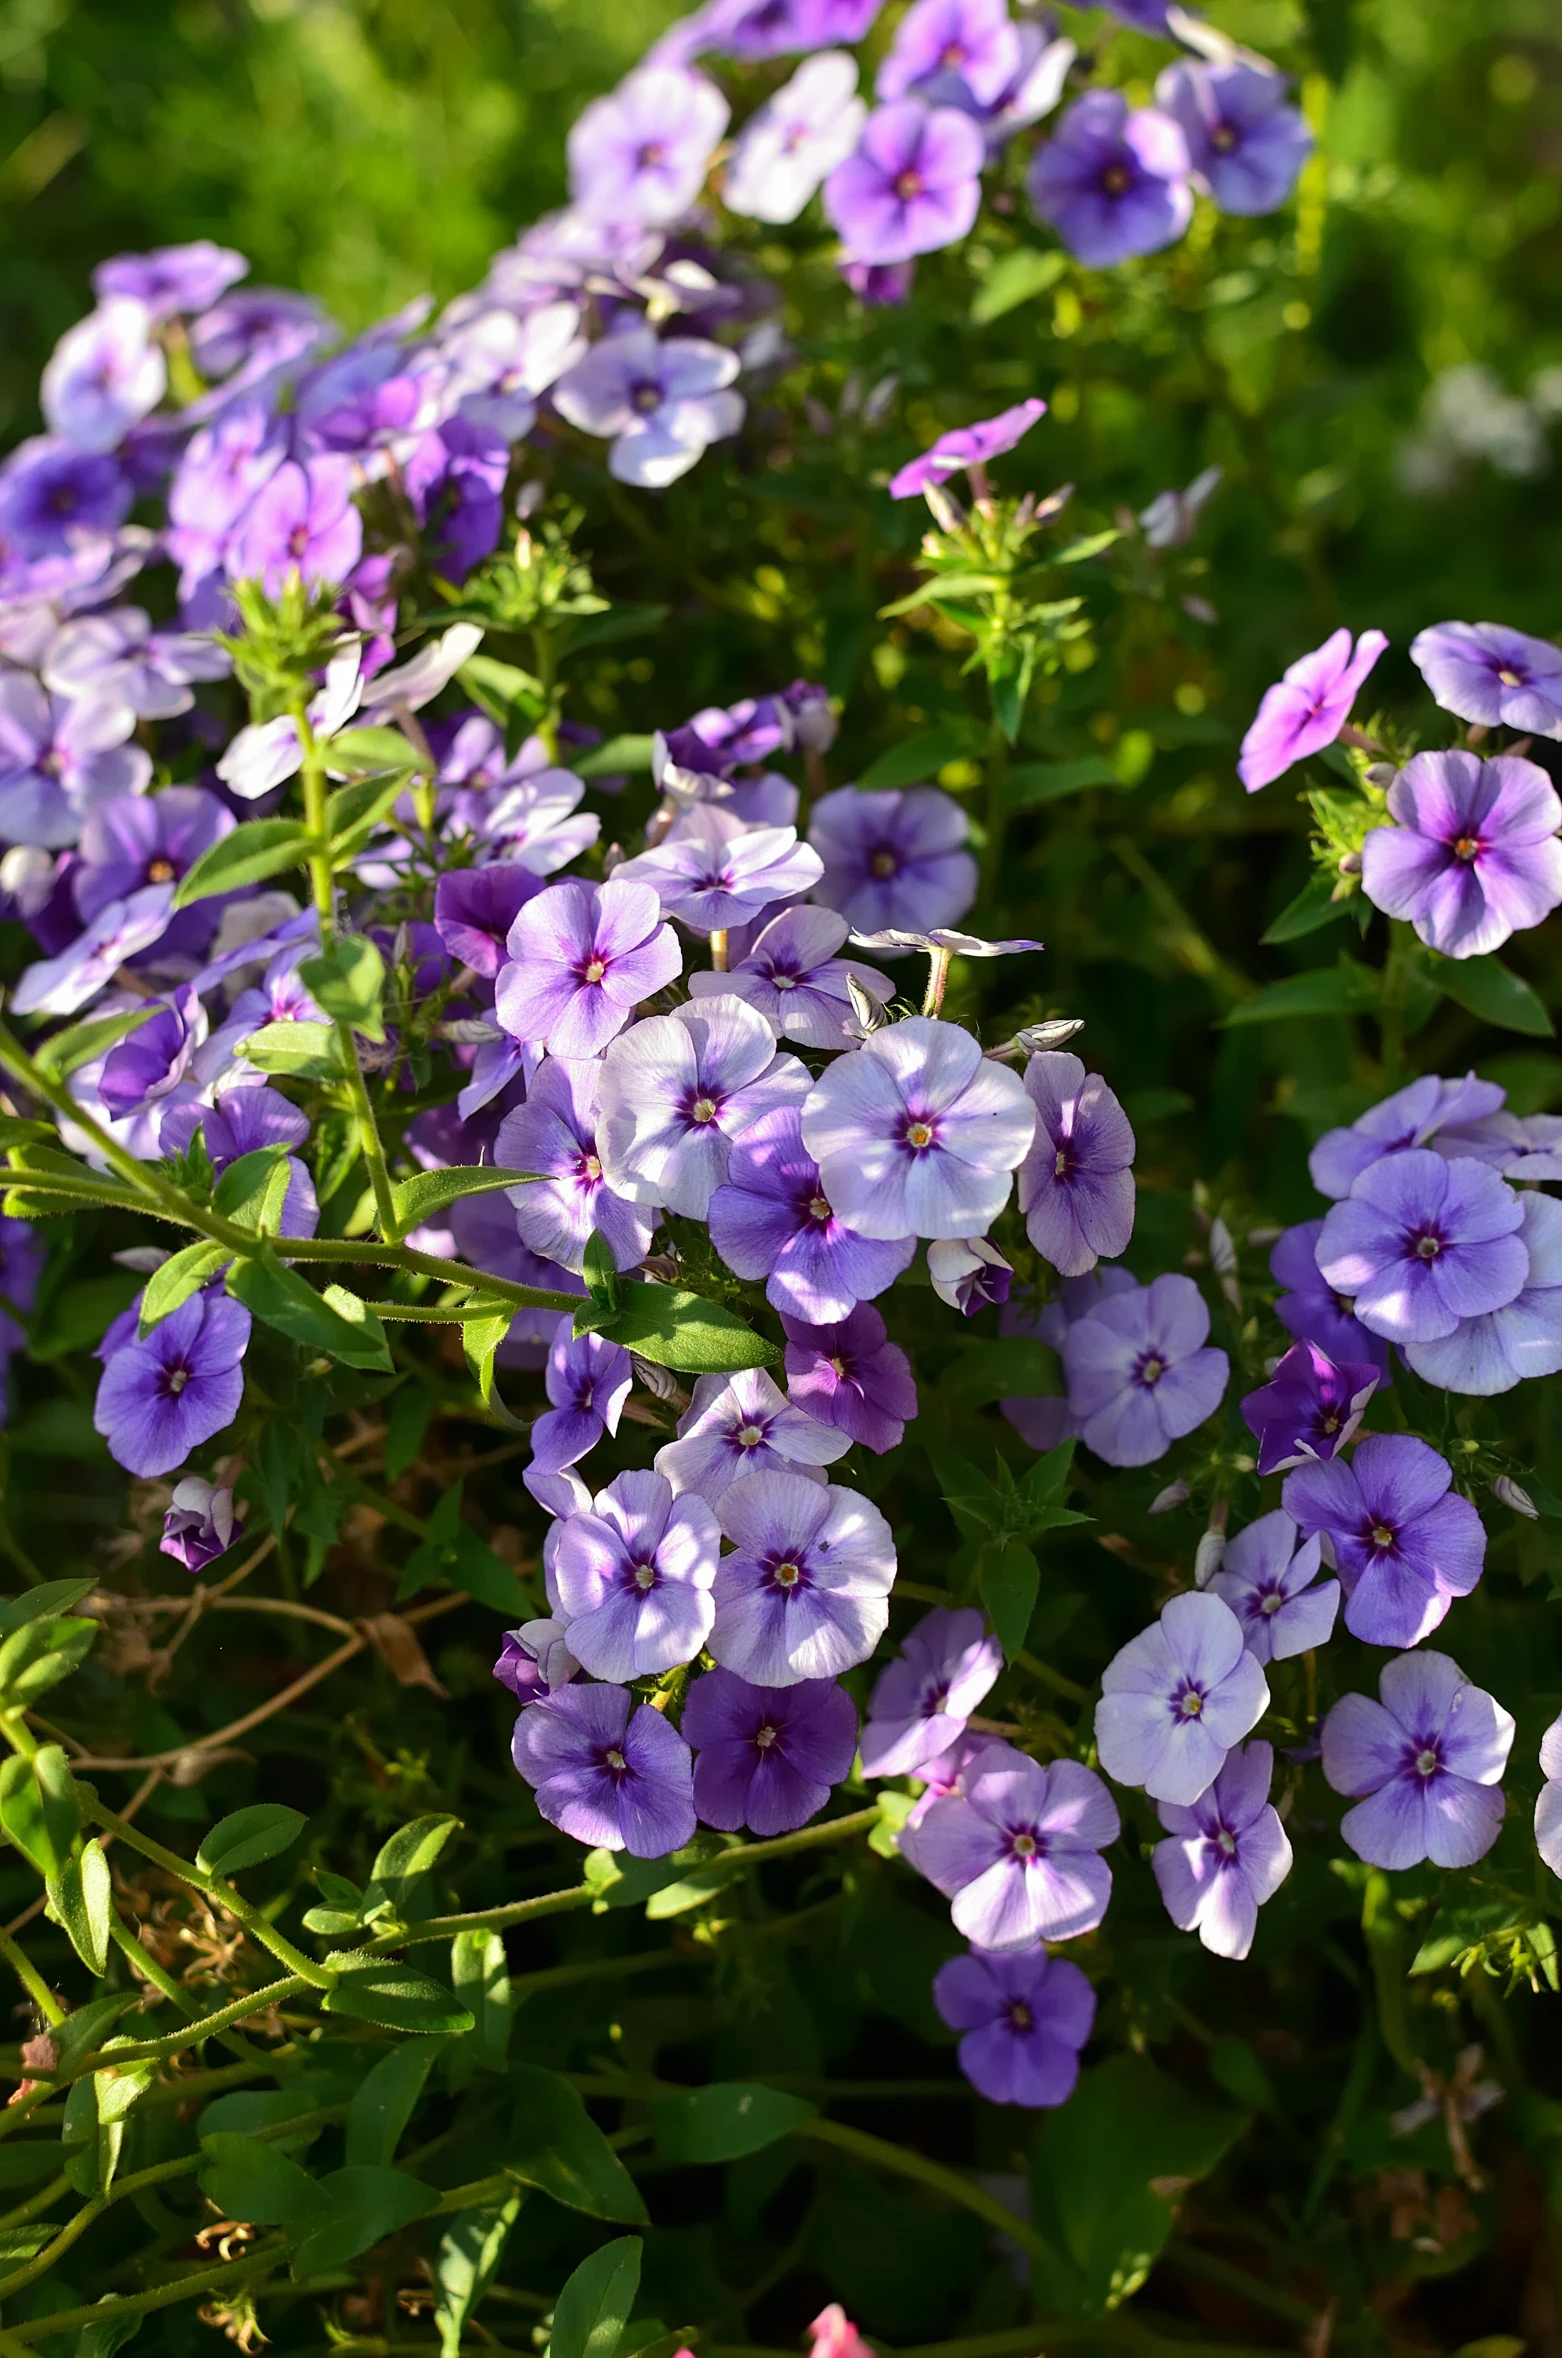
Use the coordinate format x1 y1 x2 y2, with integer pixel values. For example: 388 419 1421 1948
226 1255 393 1371
396 1481 530 1614
0 1744 78 1878
322 1962 474 2036
971 246 1068 324
48 1839 112 1976
387 1164 541 1239
346 2036 447 2167
452 1928 511 2072
198 2130 318 2224
0 1578 96 1635
435 2194 523 2358
325 725 423 777
577 1283 777 1373
573 733 654 779
509 2064 649 2223
1427 950 1554 1038
1261 873 1349 944
139 1240 229 1334
32 1003 160 1081
855 725 981 791
1222 960 1382 1027
299 936 387 1041
174 820 314 909
550 2237 643 2358
979 1539 1040 1664
1004 756 1120 809
0 1612 97 1706
649 2082 816 2164
196 1804 307 1880
239 1019 344 1078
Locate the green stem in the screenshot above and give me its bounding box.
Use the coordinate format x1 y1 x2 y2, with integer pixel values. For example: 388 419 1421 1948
83 1805 333 1991
0 2172 68 2231
336 1021 397 1239
1016 1647 1087 1704
799 2116 1053 2265
0 1929 60 2028
979 721 1010 910
0 2242 282 2344
1380 916 1412 1087
294 708 338 941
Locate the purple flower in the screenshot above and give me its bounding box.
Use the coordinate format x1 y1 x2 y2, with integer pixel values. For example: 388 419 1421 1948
801 1016 1035 1242
660 694 794 777
553 326 744 490
1360 752 1562 959
160 1477 240 1573
95 241 247 319
707 1105 915 1322
524 1331 635 1515
552 1468 720 1683
912 1746 1120 1947
0 679 150 849
1308 1073 1509 1201
879 0 1021 110
1096 1592 1269 1807
11 885 175 1016
1155 63 1312 216
0 439 132 559
710 1469 896 1684
1315 1147 1527 1344
494 1618 579 1703
162 1084 309 1170
494 879 682 1059
166 400 286 594
598 996 809 1220
933 1945 1095 2109
568 68 729 225
1404 1189 1562 1395
512 1682 697 1857
74 788 232 936
809 784 977 936
1284 1434 1486 1649
889 398 1046 500
42 299 166 454
1208 1510 1339 1666
1410 620 1562 739
1152 1741 1293 1961
231 455 362 594
1061 1271 1227 1467
433 865 543 980
93 1288 252 1477
1140 464 1222 550
99 985 206 1119
617 809 823 932
656 1366 849 1501
683 1666 858 1834
1016 1051 1135 1279
860 1605 1001 1776
823 100 986 265
1239 1340 1380 1479
689 907 890 1051
725 51 868 224
1536 1714 1562 1878
782 1304 918 1452
1237 627 1388 793
1027 91 1191 267
1321 1651 1513 1870
928 1234 1012 1314
841 258 916 304
496 1059 655 1277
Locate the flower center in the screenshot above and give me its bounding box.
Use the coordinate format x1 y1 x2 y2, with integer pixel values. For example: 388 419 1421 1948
1498 667 1523 687
755 1722 778 1749
1010 1830 1038 1859
774 971 797 989
166 1366 190 1397
1370 1521 1396 1549
1413 1229 1443 1260
1176 1685 1204 1719
287 524 310 558
1101 162 1132 195
806 1192 832 1224
1414 1744 1440 1779
1053 1146 1070 1177
581 956 607 984
893 168 924 202
146 857 176 884
690 1095 719 1124
1006 1999 1034 2031
1137 1353 1166 1387
904 1119 935 1151
604 1746 628 1773
636 140 667 170
869 846 900 878
922 1680 951 1719
772 1558 803 1588
632 1557 658 1592
1320 1411 1340 1434
630 379 664 415
737 1422 765 1449
579 1152 602 1182
1452 835 1481 863
1259 1588 1283 1615
1215 1826 1239 1857
1211 123 1239 152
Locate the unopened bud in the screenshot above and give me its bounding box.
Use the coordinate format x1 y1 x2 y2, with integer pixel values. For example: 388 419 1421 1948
923 482 964 533
1208 1218 1238 1277
1493 1476 1539 1521
1193 1530 1226 1588
846 974 886 1035
1337 851 1363 876
1363 764 1398 787
1148 1481 1190 1516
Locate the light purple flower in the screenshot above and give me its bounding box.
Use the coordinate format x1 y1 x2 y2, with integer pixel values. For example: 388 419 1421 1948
0 678 150 849
1283 1432 1486 1649
166 400 286 594
1315 1147 1527 1344
617 808 822 932
1155 63 1313 216
74 789 231 932
1239 1340 1380 1478
95 240 247 319
1321 1651 1513 1871
160 1084 316 1237
707 1105 915 1321
11 885 175 1015
598 995 809 1220
93 1288 252 1478
683 1667 858 1835
823 100 986 265
656 1365 849 1502
1536 1713 1562 1878
99 985 206 1118
1410 620 1562 740
782 1303 917 1452
494 878 682 1059
552 1468 720 1683
1152 1740 1293 1961
710 1469 896 1684
1016 1050 1135 1279
860 1605 1001 1776
512 1682 697 1857
841 258 916 304
1308 1072 1510 1201
496 1059 654 1278
1237 627 1388 793
494 1618 579 1704
912 1745 1119 1947
433 866 543 980
1027 91 1191 268
801 1016 1034 1242
689 907 889 1050
1096 1591 1269 1807
44 609 230 722
553 326 743 490
928 1234 1012 1314
568 67 729 225
42 300 166 454
524 1331 635 1516
933 1945 1095 2108
231 455 362 594
1271 1218 1392 1381
889 398 1046 500
879 0 1020 110
1361 751 1562 959
809 784 977 936
1404 1189 1562 1395
1062 1271 1228 1467
0 439 132 559
1208 1509 1339 1666
1000 1265 1139 1454
724 51 867 224
1139 464 1223 550
160 1477 240 1574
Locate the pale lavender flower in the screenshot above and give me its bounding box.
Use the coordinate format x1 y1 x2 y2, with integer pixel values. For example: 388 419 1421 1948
42 299 166 454
1016 1050 1135 1278
1360 751 1562 959
433 866 542 979
1061 1271 1228 1467
860 1605 1001 1776
841 258 916 304
1139 464 1222 550
166 400 286 594
1405 1189 1562 1395
1309 1073 1509 1200
568 68 730 225
724 52 867 224
912 1745 1119 1947
99 985 207 1118
889 398 1046 499
1315 1147 1527 1344
656 1365 849 1501
1237 626 1388 793
808 785 977 934
933 1945 1094 2108
93 1288 252 1478
74 787 231 931
494 1618 579 1703
0 678 150 849
497 1058 655 1276
1410 620 1562 739
43 607 231 721
524 1331 635 1517
0 439 132 559
782 1303 917 1451
553 327 743 489
1238 1340 1380 1478
1208 1509 1339 1666
707 1105 915 1320
552 1467 719 1682
1152 1740 1293 1961
617 807 822 932
1155 63 1313 216
494 878 682 1059
1000 1265 1139 1454
511 1682 696 1856
1283 1432 1486 1649
710 1468 896 1684
689 907 889 1050
1535 1713 1562 1878
1027 91 1191 267
160 1477 240 1573
1272 1223 1384 1375
11 885 175 1015
598 995 809 1220
231 455 362 593
1095 1591 1269 1807
1321 1651 1513 1871
878 0 1021 109
683 1667 858 1835
95 241 247 318
823 100 986 264
927 1234 1012 1314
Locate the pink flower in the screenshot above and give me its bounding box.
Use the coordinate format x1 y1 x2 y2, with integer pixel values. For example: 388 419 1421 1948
809 2307 876 2358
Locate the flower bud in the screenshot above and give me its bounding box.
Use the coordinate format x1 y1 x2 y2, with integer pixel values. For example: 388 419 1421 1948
1148 1480 1190 1516
1492 1475 1539 1521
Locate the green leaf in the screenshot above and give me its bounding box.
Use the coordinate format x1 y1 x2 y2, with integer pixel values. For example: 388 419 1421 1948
574 733 654 780
31 1004 160 1082
549 2237 643 2358
938 1336 1061 1409
508 2064 649 2223
451 1928 511 2072
299 935 387 1041
979 1539 1039 1665
370 1812 461 1899
346 2036 446 2166
174 819 313 909
458 652 546 725
970 246 1068 324
198 2129 318 2224
582 1229 622 1313
1003 756 1121 809
322 1963 475 2036
326 773 414 857
93 2039 157 2125
387 1164 539 1239
138 1240 229 1333
1427 950 1554 1038
196 1804 307 1880
1410 1895 1533 1976
1222 960 1382 1027
53 1995 134 2071
0 1745 78 1878
435 2194 524 2358
226 1255 393 1371
325 724 422 777
198 2090 324 2150
855 725 981 791
649 2082 816 2164
397 1481 531 1616
463 1308 519 1425
1051 529 1121 566
239 1019 344 1079
1261 873 1349 944
212 1145 297 1230
74 2297 148 2355
0 1613 97 1707
579 1283 778 1373
47 1840 112 1976
0 1117 50 1150
0 1578 96 1635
